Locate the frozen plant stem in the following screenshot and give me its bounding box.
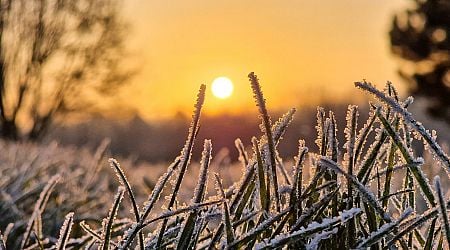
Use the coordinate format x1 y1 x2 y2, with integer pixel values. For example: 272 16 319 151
248 72 281 212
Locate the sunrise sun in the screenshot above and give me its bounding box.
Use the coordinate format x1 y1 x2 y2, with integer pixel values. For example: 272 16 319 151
211 77 233 99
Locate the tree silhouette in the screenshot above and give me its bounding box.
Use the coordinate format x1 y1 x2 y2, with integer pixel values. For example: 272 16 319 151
389 0 450 122
0 0 130 140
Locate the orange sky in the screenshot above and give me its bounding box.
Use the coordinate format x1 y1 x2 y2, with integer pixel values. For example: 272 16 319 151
121 0 410 120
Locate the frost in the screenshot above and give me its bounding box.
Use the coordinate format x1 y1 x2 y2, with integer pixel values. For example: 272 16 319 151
255 208 361 249
191 140 212 204
356 208 412 249
356 81 450 169
305 228 338 250
272 108 296 145
319 157 391 222
55 212 75 250
315 107 326 152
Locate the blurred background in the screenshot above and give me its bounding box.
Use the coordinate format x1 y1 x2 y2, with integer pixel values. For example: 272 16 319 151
0 0 448 163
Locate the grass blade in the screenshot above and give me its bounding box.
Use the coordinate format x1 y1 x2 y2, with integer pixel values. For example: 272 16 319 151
249 72 280 211
435 176 450 246
109 158 144 250
55 212 75 250
214 173 235 246
156 84 206 248
177 140 212 249
289 140 308 226
118 157 180 249
355 81 450 169
356 208 412 249
344 105 358 247
102 186 125 250
257 208 361 249
319 157 392 223
424 217 437 250
252 137 269 211
21 174 60 249
376 108 436 206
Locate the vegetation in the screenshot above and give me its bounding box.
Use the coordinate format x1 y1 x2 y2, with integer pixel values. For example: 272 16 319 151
0 0 130 140
389 0 450 122
1 72 450 249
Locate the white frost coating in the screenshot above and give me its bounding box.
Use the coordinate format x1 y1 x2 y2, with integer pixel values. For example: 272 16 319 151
141 159 178 219
355 111 376 161
118 159 179 249
319 157 392 222
272 108 296 145
434 175 450 243
279 185 292 194
340 208 363 223
255 208 361 249
356 208 413 249
305 228 339 250
55 212 75 250
327 112 339 159
355 81 450 169
21 174 60 249
191 140 212 204
315 107 326 151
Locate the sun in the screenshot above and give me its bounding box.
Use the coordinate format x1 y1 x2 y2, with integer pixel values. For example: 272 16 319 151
211 77 234 99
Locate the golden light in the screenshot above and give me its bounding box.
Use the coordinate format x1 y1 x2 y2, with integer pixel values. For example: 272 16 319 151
211 77 234 99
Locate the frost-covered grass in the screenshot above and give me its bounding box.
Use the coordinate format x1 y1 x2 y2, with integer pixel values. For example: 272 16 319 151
1 72 450 249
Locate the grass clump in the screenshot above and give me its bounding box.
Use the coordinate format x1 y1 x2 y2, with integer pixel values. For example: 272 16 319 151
1 73 450 249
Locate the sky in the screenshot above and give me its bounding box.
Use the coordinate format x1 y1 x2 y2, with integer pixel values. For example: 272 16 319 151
121 0 410 120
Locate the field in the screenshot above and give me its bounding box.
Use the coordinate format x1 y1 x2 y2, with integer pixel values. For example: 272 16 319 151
1 73 450 249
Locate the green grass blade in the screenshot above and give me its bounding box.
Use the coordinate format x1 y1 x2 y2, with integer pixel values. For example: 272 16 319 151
109 158 144 250
289 140 308 226
355 81 450 169
156 84 206 248
382 119 399 209
291 187 339 232
253 137 269 212
55 212 75 250
435 176 450 246
319 157 392 223
424 217 437 250
387 203 445 247
227 208 290 249
249 72 281 212
230 162 255 214
356 208 412 249
354 110 376 163
235 138 249 167
234 175 256 221
177 140 212 250
257 208 361 249
344 105 358 247
437 231 444 250
102 186 125 250
118 158 180 249
21 174 60 249
214 173 234 246
142 200 222 228
272 108 296 147
80 221 103 243
376 108 436 206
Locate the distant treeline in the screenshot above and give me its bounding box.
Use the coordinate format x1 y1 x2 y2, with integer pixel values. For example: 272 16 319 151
49 102 448 164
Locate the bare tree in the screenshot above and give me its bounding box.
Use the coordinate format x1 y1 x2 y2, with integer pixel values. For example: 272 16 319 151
0 0 130 140
389 0 450 122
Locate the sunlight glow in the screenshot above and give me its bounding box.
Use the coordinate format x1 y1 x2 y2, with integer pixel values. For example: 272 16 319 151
211 77 234 99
